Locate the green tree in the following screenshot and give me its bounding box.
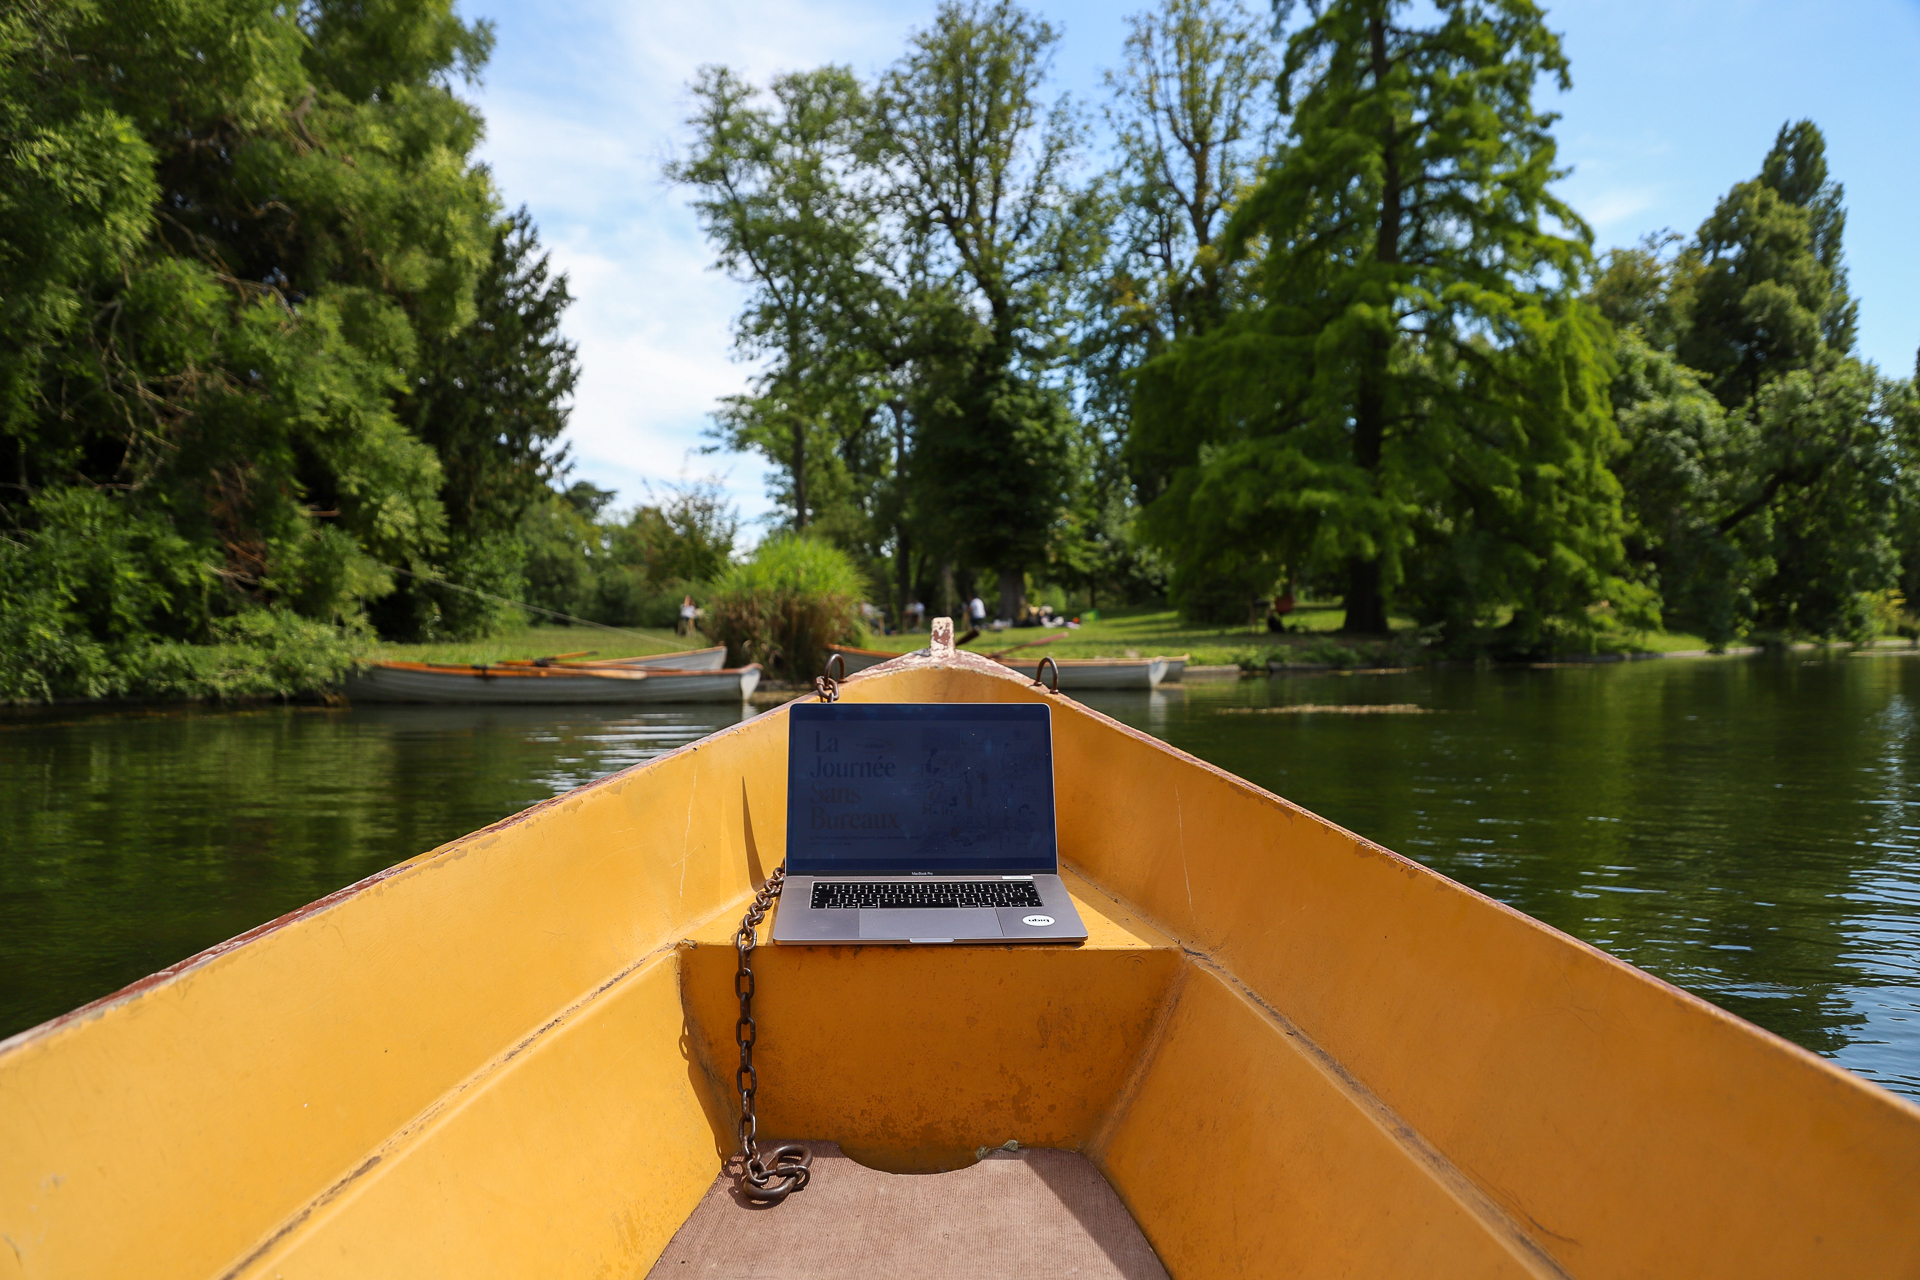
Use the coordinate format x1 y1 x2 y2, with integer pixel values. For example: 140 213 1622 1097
1097 0 1275 404
1591 232 1685 354
671 65 880 534
1758 120 1855 354
1737 359 1896 639
1092 0 1275 617
877 0 1097 621
1602 121 1894 644
1 0 504 695
1136 0 1647 642
380 209 579 638
1607 330 1754 644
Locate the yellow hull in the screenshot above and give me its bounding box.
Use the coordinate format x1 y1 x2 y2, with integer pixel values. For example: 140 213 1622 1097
3 650 1918 1278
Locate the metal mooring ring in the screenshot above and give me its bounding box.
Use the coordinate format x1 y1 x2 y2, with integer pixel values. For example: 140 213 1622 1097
825 652 847 683
1034 655 1060 694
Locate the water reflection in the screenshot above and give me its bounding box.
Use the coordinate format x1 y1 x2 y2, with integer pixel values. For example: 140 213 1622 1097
0 701 751 1039
1095 656 1920 1098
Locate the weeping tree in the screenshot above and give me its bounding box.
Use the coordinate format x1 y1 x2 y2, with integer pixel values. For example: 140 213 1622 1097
1135 0 1649 643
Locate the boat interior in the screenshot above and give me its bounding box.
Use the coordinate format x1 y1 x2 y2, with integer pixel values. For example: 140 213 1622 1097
3 653 1918 1279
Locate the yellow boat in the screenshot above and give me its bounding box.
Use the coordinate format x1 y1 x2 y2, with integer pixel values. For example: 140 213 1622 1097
4 636 1919 1278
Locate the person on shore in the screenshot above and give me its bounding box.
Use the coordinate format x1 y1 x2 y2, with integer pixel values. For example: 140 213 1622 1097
678 595 697 637
906 600 925 631
969 595 986 629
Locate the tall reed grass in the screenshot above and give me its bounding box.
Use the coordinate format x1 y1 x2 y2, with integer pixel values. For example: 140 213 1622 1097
701 535 864 680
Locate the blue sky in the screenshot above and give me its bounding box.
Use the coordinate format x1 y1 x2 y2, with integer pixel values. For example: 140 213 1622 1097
460 0 1920 526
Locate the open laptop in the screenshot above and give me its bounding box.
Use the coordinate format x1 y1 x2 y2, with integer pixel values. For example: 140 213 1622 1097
771 702 1089 945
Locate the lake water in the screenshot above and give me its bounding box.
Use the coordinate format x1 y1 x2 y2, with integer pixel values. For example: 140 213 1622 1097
3 656 1916 1100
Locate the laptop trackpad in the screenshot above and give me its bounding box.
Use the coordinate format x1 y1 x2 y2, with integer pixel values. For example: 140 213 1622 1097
858 908 1003 941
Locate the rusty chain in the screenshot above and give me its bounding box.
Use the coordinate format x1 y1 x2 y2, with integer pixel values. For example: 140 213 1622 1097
733 864 810 1204
729 666 842 1205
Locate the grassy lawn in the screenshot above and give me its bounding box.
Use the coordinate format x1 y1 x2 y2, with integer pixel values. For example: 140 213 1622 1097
853 604 1397 667
856 604 1717 665
371 624 699 666
367 612 1724 671
1630 629 1715 653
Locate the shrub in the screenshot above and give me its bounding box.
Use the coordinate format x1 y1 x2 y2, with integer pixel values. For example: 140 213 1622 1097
0 606 365 703
702 535 864 679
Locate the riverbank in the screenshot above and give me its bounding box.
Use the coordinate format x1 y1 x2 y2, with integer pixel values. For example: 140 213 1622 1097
11 608 1913 708
849 605 1722 669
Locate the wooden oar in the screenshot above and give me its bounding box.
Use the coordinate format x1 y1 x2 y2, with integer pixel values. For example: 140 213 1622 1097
499 651 595 667
987 631 1071 661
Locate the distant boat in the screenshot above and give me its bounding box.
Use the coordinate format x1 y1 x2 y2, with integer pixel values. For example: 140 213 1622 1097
342 661 760 704
997 656 1171 690
1160 656 1188 683
826 644 905 674
499 646 729 673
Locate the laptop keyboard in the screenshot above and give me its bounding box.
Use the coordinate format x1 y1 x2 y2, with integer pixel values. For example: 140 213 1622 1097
811 881 1044 910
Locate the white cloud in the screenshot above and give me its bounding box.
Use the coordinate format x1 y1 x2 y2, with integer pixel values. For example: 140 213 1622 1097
462 0 922 524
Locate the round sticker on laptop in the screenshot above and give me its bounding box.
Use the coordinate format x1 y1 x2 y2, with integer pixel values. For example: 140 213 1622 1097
1022 915 1055 927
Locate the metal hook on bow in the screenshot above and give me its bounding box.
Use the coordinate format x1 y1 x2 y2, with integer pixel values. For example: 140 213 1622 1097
1033 655 1060 694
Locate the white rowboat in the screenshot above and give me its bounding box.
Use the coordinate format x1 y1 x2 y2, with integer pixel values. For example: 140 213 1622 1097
996 656 1169 690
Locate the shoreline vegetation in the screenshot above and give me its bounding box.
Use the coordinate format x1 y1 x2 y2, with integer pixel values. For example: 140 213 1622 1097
8 610 1916 711
9 0 1920 707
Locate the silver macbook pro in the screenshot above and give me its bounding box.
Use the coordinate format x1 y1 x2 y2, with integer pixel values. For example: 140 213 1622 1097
770 702 1089 945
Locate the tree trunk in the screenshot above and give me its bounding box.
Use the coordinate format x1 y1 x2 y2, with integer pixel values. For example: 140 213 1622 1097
1342 14 1399 638
997 569 1026 623
1343 558 1389 635
940 561 956 620
891 399 910 628
791 416 808 530
895 529 912 630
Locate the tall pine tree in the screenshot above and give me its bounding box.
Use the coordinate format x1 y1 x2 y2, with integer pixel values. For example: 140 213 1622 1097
1135 0 1646 642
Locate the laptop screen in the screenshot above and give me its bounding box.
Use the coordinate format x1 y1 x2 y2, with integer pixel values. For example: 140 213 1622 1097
785 702 1057 876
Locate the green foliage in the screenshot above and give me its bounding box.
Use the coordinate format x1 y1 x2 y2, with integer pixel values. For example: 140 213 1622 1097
881 2 1097 617
0 485 365 700
674 1 1103 626
1741 360 1896 640
0 0 523 697
702 535 864 679
591 484 739 628
1133 0 1648 650
377 211 579 640
1601 120 1906 648
670 64 881 535
1677 180 1830 410
516 480 740 632
1609 330 1753 645
1094 0 1275 497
